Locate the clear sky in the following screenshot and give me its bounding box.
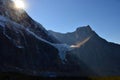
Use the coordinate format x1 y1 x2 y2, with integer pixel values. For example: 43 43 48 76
25 0 120 44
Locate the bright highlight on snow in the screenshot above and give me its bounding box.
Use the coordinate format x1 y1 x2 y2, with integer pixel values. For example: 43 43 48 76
13 0 26 9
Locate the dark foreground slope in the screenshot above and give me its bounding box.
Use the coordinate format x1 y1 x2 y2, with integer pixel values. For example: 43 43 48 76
0 72 92 80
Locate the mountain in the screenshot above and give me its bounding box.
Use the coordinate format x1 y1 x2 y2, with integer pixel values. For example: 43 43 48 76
1 0 120 78
49 25 120 76
0 0 95 78
0 0 63 76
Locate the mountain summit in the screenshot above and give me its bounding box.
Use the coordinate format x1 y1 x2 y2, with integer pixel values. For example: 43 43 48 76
0 0 59 43
49 25 94 45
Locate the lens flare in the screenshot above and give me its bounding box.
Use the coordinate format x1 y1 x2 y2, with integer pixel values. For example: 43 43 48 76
70 37 91 48
13 0 26 9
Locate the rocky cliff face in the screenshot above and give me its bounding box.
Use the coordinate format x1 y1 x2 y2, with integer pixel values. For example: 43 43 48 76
0 0 62 76
0 0 59 43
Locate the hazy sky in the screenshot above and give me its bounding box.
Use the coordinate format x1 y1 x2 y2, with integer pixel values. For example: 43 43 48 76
25 0 120 44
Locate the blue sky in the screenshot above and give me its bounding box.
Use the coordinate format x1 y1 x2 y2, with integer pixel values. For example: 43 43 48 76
25 0 120 44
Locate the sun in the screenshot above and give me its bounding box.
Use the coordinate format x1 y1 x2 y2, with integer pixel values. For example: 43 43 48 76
13 0 26 9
